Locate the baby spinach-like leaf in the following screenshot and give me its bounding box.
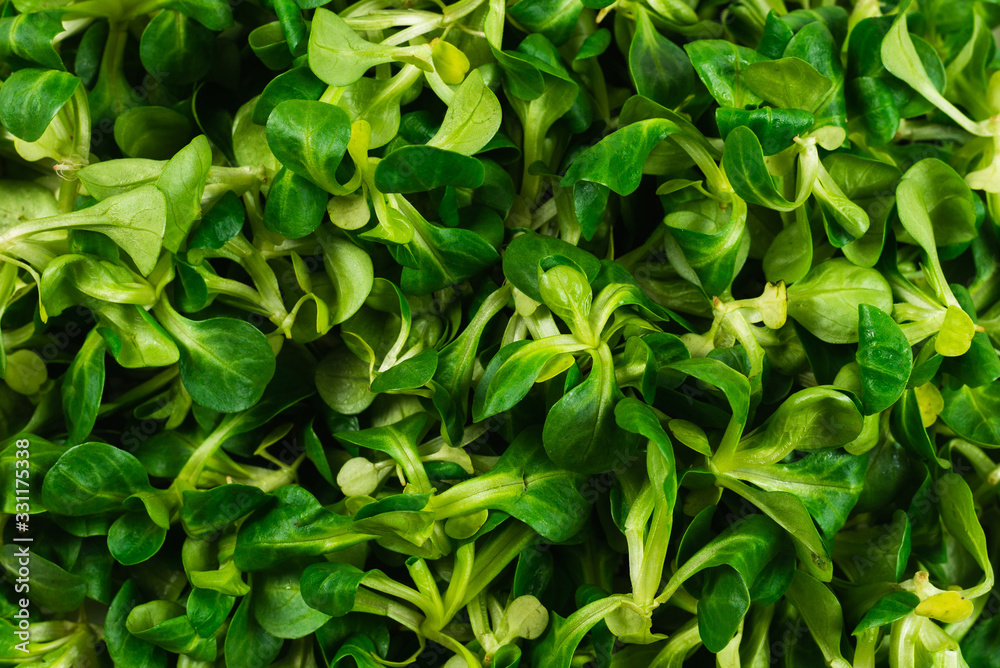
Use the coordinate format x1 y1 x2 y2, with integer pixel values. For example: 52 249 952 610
252 66 326 125
856 304 912 415
190 190 244 250
253 568 332 638
663 197 748 298
187 587 235 638
542 344 639 474
263 167 328 239
2 185 167 275
891 388 950 468
181 484 270 539
784 570 850 667
335 413 431 492
508 0 583 46
0 67 80 142
853 591 920 635
473 336 589 420
430 426 588 541
940 382 1000 446
375 147 485 193
716 477 833 581
783 21 846 134
0 9 65 70
723 126 802 211
139 10 215 86
0 545 87 612
106 581 168 668
308 8 431 87
114 107 194 160
787 259 893 344
157 134 212 253
716 107 814 156
266 100 352 193
684 40 765 108
937 473 993 597
743 57 832 112
299 562 370 616
62 328 106 445
501 232 602 302
225 595 284 668
730 386 863 469
370 349 438 393
727 449 866 538
156 300 276 412
881 0 988 136
41 442 151 516
425 69 502 155
628 7 695 110
108 506 167 565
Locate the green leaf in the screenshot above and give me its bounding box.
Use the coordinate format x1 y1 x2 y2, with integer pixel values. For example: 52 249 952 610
425 69 502 155
0 10 65 70
473 337 589 420
225 593 284 666
392 201 499 294
727 449 866 537
190 191 244 250
335 414 431 492
684 40 764 108
856 303 912 414
139 10 215 86
880 0 988 136
716 477 833 581
61 328 106 445
0 67 80 142
181 484 270 539
508 0 583 46
114 107 194 160
41 442 151 516
787 259 893 344
263 167 329 238
4 185 167 276
743 57 833 112
375 147 485 193
501 232 601 302
542 344 640 474
729 386 863 468
156 301 276 412
157 135 212 253
252 66 326 125
430 426 588 541
853 591 920 634
628 7 695 109
266 99 352 193
723 125 802 211
371 349 438 393
575 29 611 61
663 197 748 298
937 474 992 598
0 545 87 612
308 8 430 87
187 587 235 638
716 107 814 156
784 570 850 667
253 568 332 639
106 581 168 668
299 562 370 616
891 388 950 468
108 506 167 565
940 382 1000 446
